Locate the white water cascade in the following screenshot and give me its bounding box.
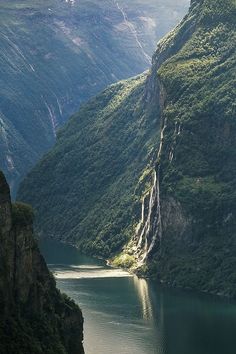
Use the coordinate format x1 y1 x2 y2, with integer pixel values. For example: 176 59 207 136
133 116 167 265
114 1 152 64
134 169 161 265
44 100 57 137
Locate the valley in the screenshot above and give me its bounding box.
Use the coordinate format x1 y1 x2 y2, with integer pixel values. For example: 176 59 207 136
41 238 236 354
0 0 236 353
0 0 189 195
18 0 236 298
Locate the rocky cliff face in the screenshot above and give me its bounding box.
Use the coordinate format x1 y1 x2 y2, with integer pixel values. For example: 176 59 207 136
130 0 236 297
0 171 84 354
18 0 236 297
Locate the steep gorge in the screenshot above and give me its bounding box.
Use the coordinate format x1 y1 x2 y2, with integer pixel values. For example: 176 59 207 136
0 0 189 196
129 0 236 298
18 0 236 297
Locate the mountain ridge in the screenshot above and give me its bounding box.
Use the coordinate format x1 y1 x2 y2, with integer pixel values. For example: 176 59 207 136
18 0 236 297
0 0 189 196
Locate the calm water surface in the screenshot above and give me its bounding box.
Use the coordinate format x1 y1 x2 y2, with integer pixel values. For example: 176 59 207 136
40 239 236 354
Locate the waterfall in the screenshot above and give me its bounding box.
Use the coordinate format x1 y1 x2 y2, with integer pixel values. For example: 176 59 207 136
135 194 146 247
44 100 57 137
169 122 181 163
2 33 35 72
147 176 162 255
114 1 151 64
128 73 167 267
134 115 166 265
133 169 158 264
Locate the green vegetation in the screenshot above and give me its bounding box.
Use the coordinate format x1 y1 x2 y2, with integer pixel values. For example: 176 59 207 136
143 0 236 297
18 0 236 296
0 171 84 354
12 202 34 226
112 254 135 269
200 0 236 23
0 283 84 354
1 0 187 196
157 0 236 237
151 234 236 298
19 74 161 257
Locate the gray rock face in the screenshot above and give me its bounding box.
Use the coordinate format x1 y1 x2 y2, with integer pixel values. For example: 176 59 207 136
0 171 84 354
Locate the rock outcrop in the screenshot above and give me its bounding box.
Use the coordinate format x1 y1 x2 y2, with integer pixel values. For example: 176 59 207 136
0 171 84 354
131 0 236 298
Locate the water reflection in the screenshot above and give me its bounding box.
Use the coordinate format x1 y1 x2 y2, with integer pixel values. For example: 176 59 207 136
133 276 153 321
40 239 236 354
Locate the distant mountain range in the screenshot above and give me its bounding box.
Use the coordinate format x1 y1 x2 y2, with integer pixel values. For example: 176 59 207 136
0 0 189 195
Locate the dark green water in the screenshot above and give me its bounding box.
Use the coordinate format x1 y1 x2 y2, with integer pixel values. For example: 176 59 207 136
40 239 236 354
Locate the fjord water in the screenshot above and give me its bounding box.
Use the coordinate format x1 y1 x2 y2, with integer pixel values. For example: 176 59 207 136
40 239 236 354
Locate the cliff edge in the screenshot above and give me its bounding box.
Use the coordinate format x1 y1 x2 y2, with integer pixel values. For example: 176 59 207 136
0 171 84 354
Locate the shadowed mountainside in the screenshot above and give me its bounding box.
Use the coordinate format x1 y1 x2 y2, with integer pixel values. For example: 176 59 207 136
0 0 189 195
0 171 84 353
18 0 236 297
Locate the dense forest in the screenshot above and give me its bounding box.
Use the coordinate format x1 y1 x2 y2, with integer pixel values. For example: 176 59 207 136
19 0 236 297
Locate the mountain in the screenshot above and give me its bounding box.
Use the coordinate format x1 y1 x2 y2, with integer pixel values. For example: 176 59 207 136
0 0 189 196
18 0 236 297
0 171 84 354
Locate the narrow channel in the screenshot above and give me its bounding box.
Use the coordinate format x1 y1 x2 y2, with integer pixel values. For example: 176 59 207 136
40 238 236 354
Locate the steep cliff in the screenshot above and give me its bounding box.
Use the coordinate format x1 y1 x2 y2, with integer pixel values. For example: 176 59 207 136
18 0 236 297
129 0 236 297
0 171 84 353
18 74 161 257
